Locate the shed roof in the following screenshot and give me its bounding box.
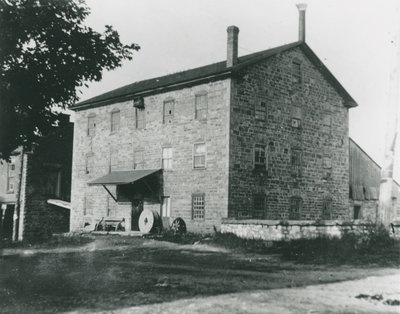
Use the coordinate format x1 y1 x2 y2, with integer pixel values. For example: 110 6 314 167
88 169 161 186
71 42 358 111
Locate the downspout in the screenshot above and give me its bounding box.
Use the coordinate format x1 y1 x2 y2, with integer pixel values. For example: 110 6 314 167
13 148 24 241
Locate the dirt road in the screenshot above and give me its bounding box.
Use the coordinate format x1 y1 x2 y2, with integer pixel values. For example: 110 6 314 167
1 236 399 313
94 273 399 314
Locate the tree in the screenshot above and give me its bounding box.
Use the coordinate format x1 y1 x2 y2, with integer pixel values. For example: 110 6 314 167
0 0 140 160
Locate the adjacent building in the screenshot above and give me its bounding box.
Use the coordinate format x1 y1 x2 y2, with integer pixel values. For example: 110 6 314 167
349 138 400 222
0 116 73 241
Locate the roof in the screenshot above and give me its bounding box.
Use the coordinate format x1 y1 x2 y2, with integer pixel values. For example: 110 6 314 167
88 169 161 186
71 42 358 111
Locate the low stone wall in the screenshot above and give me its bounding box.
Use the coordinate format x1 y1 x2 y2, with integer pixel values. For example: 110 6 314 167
221 219 400 241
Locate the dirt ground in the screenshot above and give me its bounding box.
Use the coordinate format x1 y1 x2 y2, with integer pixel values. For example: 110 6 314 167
0 236 399 313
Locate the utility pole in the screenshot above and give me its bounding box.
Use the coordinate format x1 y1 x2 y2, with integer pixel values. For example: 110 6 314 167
378 22 400 226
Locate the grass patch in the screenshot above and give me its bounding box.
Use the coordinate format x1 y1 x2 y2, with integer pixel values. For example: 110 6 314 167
276 225 400 265
0 234 94 249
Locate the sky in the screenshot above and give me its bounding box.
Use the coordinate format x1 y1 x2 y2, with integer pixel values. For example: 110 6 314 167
78 0 400 180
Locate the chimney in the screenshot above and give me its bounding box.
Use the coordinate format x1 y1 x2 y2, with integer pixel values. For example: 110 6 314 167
296 3 307 42
227 25 239 67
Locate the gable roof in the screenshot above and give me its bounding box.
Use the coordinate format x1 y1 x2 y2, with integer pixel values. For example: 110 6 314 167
71 42 358 111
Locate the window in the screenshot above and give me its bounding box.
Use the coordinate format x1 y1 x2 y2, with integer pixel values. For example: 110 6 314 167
195 93 208 120
193 143 206 169
107 196 116 217
84 195 93 216
289 196 302 220
291 106 302 128
253 194 265 219
322 114 331 134
111 109 120 132
353 205 361 220
161 196 171 218
135 108 146 129
87 114 96 136
134 150 144 169
85 154 94 174
192 194 205 220
162 147 173 169
322 156 332 180
7 161 15 193
254 144 266 170
291 118 301 128
322 197 333 220
255 101 267 121
292 60 302 84
323 156 332 169
163 99 174 124
291 148 302 177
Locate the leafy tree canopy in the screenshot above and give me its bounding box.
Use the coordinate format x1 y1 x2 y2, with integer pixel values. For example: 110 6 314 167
0 0 140 160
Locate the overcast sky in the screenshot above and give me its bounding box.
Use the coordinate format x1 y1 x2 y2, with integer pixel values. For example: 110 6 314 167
79 0 400 180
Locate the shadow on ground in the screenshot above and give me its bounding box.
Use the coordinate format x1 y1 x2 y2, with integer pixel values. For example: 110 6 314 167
0 236 397 313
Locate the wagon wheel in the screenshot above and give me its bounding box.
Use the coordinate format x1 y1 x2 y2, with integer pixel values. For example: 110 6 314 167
170 218 186 235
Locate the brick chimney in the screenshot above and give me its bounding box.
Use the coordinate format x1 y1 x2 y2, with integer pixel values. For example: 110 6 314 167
226 25 239 67
296 3 307 42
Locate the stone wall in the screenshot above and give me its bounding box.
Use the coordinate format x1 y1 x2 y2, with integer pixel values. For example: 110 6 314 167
221 219 396 241
228 47 350 220
71 80 231 233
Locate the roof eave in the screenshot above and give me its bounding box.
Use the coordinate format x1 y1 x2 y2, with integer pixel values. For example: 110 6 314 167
70 70 232 111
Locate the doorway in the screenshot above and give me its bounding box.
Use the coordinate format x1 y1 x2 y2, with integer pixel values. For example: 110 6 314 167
353 205 361 219
131 200 143 231
1 204 15 240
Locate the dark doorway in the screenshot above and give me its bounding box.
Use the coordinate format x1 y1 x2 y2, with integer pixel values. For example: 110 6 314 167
131 200 143 231
353 205 361 219
1 204 15 240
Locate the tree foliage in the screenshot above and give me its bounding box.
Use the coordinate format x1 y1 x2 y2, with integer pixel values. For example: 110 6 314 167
0 0 140 160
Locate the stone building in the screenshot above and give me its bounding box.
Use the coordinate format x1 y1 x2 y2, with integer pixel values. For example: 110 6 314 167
69 6 365 234
0 116 73 241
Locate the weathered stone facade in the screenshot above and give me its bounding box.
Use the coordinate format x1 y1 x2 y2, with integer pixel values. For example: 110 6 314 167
228 47 350 221
70 28 360 234
71 81 231 233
